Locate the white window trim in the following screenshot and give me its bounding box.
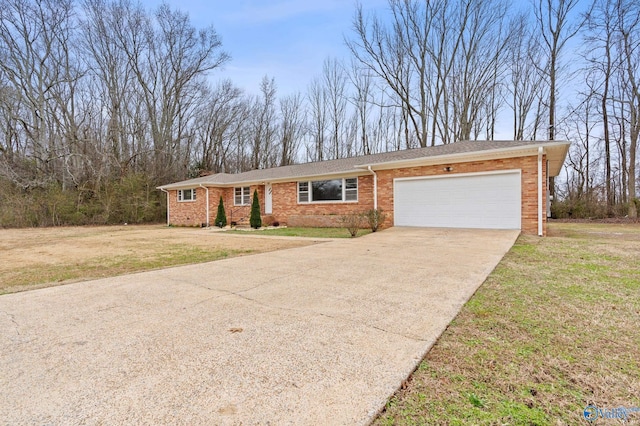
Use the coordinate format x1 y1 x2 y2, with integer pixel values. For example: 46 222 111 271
177 188 197 202
234 186 251 206
298 181 309 203
297 178 358 204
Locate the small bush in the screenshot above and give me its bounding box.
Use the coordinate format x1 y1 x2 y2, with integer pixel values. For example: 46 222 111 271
215 196 227 227
340 212 364 237
272 221 280 227
551 199 608 219
250 189 262 228
365 208 386 232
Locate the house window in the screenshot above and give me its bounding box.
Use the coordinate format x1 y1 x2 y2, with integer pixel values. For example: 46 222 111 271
298 178 358 203
177 188 197 202
312 179 343 201
345 178 358 201
234 186 250 205
298 181 309 202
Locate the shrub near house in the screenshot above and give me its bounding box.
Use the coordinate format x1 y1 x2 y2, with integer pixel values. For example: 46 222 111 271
215 196 226 227
250 190 262 229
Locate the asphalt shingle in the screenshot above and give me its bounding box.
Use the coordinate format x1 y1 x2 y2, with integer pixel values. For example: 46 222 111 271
158 140 567 189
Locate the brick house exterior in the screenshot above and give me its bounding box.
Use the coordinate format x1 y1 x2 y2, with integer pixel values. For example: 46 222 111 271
158 140 569 236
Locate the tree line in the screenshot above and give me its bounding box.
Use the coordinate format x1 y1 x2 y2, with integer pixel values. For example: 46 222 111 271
0 0 637 227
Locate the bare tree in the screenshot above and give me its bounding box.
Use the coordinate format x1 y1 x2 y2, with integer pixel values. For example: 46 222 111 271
562 82 601 203
616 0 639 217
584 0 639 216
0 0 82 188
193 80 246 174
348 60 373 155
82 0 138 178
116 1 229 181
307 76 327 161
584 0 616 213
533 0 584 141
278 92 305 166
506 15 546 140
347 0 439 147
532 0 585 208
448 0 511 141
249 76 278 169
347 0 514 146
322 58 349 159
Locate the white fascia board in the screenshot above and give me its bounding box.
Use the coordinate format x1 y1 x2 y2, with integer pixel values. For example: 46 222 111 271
355 141 571 175
157 183 213 191
207 170 370 187
545 143 571 177
158 171 369 190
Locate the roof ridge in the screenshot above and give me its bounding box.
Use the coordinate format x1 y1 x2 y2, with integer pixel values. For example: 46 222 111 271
158 140 569 189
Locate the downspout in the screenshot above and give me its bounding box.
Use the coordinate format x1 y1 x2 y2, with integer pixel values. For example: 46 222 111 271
160 188 169 226
199 184 209 227
367 166 378 209
537 147 543 237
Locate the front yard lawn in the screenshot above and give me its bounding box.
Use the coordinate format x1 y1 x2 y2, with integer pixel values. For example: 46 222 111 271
0 225 314 294
376 222 640 425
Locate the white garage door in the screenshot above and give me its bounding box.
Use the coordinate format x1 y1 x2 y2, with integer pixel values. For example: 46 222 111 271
394 171 521 230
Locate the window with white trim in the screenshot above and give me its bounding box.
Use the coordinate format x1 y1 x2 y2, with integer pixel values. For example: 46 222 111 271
298 178 358 203
345 178 358 201
234 186 250 205
177 188 197 202
298 181 309 202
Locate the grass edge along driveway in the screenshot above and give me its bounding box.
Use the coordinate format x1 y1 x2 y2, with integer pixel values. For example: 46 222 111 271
375 222 640 425
0 225 339 294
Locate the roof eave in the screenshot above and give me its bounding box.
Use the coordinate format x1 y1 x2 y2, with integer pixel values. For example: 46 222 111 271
545 142 571 177
157 170 370 189
157 183 207 190
355 141 571 176
157 141 571 190
225 170 369 186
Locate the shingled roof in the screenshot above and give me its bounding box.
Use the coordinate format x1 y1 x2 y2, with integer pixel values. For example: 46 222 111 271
158 140 570 189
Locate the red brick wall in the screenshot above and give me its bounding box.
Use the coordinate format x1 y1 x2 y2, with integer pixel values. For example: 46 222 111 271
168 185 267 227
207 187 225 226
166 187 208 227
271 175 374 227
375 155 547 235
166 156 547 234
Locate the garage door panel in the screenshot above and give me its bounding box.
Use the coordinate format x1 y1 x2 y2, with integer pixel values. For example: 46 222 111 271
394 172 521 230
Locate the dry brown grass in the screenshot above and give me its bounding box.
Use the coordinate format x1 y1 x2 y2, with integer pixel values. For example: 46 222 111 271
0 225 315 294
376 222 640 425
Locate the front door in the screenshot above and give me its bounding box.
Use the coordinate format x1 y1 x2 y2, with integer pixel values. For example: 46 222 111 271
265 183 273 214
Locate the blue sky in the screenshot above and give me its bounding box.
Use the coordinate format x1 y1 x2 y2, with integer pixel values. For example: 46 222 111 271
138 0 591 142
140 0 387 95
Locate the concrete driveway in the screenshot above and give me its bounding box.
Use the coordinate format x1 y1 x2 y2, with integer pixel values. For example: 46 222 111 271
0 227 518 425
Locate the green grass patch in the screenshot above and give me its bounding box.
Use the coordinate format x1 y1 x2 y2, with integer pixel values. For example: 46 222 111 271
225 226 372 238
375 222 640 425
1 245 252 294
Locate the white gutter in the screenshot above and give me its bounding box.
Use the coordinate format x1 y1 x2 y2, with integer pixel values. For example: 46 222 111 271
367 166 378 210
199 184 209 227
160 188 170 226
538 146 543 237
354 141 570 172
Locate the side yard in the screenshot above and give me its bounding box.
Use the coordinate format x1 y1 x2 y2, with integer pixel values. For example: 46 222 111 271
0 225 317 294
376 222 640 424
